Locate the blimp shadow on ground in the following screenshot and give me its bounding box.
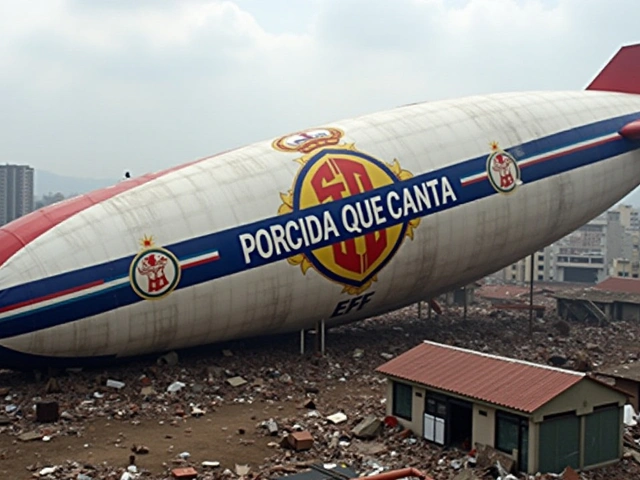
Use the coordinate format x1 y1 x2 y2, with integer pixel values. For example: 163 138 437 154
1 44 640 370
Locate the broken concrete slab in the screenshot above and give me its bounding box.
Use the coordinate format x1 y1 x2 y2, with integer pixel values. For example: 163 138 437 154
226 376 247 387
352 415 382 439
18 430 43 442
140 386 156 397
475 443 515 473
326 412 347 424
354 442 387 456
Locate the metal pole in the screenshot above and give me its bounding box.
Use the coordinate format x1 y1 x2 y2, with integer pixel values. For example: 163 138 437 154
300 329 305 355
463 286 468 320
529 253 534 337
320 319 326 354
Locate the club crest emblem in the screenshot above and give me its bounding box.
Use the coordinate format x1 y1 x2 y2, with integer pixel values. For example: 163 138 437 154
130 235 181 300
486 141 521 193
273 128 420 295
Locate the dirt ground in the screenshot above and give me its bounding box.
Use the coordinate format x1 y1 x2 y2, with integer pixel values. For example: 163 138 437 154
0 381 367 478
0 327 387 479
1 303 640 479
0 402 305 477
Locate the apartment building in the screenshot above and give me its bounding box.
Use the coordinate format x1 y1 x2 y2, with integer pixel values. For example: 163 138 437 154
0 164 35 226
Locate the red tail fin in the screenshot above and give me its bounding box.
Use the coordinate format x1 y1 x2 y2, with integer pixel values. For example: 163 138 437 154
586 44 640 94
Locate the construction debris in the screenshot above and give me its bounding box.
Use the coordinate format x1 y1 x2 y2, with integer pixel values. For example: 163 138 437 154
0 297 639 479
352 415 383 439
287 431 314 451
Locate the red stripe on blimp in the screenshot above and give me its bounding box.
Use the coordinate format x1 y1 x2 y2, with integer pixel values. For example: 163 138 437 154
0 152 231 269
0 279 104 315
520 136 619 168
182 253 221 270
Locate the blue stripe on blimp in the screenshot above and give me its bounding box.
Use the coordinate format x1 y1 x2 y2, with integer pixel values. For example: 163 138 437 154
0 111 639 339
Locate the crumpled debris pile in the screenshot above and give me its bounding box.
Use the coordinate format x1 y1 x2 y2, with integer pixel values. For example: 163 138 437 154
0 300 640 479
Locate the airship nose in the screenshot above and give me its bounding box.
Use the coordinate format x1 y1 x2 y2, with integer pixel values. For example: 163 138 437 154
0 193 98 271
0 222 29 270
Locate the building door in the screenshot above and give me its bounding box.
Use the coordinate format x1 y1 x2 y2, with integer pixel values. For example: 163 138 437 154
538 413 580 473
584 405 620 467
423 396 446 445
423 395 473 448
448 399 473 450
423 413 445 444
495 411 529 472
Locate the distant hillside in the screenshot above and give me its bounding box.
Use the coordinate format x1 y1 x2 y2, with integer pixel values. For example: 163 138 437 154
34 170 118 197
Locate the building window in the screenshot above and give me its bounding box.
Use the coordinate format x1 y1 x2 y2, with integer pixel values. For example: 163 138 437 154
496 412 519 454
426 395 447 417
392 382 412 420
496 411 528 459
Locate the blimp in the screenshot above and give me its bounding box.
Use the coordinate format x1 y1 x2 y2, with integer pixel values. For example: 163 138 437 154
1 45 640 368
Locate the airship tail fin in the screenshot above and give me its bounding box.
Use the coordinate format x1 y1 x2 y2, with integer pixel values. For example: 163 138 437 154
586 44 640 94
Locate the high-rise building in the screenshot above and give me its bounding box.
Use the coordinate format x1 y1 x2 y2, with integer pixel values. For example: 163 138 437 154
0 164 35 226
498 209 636 285
614 204 640 231
552 214 609 283
501 246 554 283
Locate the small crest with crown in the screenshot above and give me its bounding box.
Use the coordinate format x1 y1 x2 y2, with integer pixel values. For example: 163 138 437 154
486 140 522 194
272 128 344 154
129 234 181 300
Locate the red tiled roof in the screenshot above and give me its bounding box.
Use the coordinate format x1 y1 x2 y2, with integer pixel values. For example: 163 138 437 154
376 341 584 413
476 285 529 301
595 277 640 295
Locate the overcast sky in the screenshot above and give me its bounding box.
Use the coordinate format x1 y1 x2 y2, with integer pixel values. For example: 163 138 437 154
1 0 639 179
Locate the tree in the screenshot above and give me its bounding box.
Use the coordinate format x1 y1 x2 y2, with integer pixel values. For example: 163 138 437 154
36 192 66 209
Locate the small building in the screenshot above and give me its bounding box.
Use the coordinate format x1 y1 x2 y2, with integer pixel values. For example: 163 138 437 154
475 284 531 304
597 362 640 413
376 341 627 474
555 277 640 323
440 282 480 307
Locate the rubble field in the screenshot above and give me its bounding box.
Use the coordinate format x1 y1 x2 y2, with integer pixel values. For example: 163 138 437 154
1 301 640 480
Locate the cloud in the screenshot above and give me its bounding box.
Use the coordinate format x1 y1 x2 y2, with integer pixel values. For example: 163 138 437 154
0 0 638 178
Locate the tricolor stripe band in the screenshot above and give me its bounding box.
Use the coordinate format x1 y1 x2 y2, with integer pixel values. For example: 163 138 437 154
460 132 622 186
0 250 220 320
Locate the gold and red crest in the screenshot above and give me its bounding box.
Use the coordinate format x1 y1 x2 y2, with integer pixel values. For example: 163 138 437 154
273 128 420 295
